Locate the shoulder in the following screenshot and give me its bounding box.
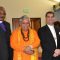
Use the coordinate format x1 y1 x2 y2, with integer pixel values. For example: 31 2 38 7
38 25 47 32
3 21 10 24
12 28 20 35
29 28 38 35
54 25 60 34
30 29 37 33
3 21 10 25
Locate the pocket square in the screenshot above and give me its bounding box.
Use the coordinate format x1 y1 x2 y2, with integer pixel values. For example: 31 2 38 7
59 32 60 35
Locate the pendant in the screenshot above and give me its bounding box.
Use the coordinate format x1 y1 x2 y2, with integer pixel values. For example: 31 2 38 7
24 37 29 41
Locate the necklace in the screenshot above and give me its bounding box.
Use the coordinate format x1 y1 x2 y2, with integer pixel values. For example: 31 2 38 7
21 29 29 41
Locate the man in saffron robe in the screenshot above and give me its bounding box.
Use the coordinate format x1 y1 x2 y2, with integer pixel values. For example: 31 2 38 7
10 15 40 60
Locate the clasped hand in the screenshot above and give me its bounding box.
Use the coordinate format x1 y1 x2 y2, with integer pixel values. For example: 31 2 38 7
53 49 60 57
24 46 34 55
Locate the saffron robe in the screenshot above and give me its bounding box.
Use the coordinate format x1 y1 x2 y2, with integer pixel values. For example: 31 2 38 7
10 27 40 60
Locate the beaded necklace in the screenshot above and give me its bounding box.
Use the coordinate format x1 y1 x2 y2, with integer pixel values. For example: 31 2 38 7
21 29 29 41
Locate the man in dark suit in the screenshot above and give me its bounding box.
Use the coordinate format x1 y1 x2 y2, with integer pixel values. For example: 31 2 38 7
38 11 60 60
0 6 12 60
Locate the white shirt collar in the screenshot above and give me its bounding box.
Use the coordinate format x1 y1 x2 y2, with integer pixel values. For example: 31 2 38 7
0 21 3 23
47 24 54 28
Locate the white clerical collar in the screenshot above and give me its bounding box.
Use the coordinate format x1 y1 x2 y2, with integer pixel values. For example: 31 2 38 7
0 21 3 23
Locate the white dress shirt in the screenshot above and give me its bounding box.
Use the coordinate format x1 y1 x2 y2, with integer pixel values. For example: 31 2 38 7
47 24 57 47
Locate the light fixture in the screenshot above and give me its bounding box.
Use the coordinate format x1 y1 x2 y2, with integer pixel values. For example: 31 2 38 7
49 0 60 2
54 0 60 2
49 0 60 11
53 2 60 11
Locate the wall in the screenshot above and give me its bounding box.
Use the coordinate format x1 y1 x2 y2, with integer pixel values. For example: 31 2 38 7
0 0 55 30
55 9 60 21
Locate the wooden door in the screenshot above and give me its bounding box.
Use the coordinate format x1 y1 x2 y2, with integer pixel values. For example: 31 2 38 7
30 18 41 32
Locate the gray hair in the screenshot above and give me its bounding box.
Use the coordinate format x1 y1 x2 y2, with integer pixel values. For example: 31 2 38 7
19 15 30 24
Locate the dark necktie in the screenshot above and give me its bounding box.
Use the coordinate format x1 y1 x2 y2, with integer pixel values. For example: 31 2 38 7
0 23 6 31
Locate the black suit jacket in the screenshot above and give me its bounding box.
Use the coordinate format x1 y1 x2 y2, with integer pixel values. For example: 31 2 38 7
0 21 11 60
38 25 60 60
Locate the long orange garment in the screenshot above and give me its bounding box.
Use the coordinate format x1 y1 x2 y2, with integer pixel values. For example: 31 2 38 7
10 27 40 60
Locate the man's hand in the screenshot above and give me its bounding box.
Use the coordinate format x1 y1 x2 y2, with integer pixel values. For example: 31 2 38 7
53 49 60 57
24 46 34 55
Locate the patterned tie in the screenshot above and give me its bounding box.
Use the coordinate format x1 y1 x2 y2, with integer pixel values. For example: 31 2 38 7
0 23 6 31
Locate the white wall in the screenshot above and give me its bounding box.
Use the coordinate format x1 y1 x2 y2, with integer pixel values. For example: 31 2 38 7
0 0 55 30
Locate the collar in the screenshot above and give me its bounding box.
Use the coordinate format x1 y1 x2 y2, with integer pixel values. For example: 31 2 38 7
0 21 3 23
47 24 54 28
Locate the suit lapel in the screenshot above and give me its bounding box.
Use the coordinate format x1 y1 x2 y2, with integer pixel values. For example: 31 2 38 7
54 26 60 48
45 25 56 48
3 21 7 31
